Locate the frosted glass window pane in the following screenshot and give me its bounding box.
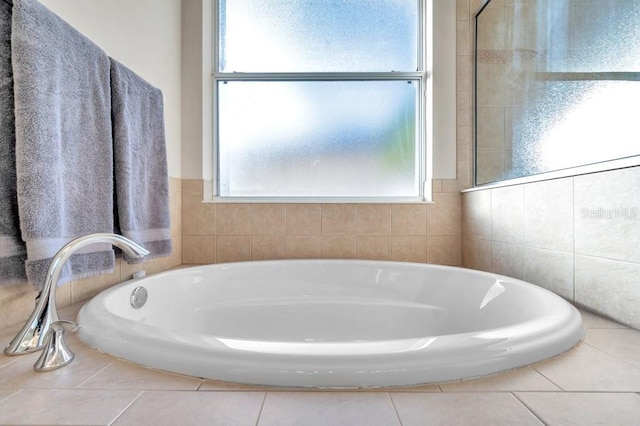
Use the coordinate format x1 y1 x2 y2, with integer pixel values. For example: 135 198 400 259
218 81 418 197
218 0 418 72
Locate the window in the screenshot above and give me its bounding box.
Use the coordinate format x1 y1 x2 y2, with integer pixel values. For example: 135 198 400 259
214 0 427 200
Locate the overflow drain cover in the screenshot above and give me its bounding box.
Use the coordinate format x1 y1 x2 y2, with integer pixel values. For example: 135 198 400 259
130 286 148 309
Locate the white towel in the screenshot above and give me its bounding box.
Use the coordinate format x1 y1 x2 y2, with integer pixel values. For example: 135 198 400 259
12 0 114 289
110 58 172 262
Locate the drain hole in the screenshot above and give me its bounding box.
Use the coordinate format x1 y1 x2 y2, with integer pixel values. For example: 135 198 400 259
130 286 148 309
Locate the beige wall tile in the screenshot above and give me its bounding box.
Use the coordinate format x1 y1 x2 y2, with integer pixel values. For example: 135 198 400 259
216 236 251 264
391 236 427 263
427 236 462 266
457 0 471 21
357 236 391 260
391 204 427 236
251 204 286 236
356 204 390 235
428 193 462 236
182 198 215 236
457 125 473 163
182 236 215 264
287 204 321 236
322 235 356 259
0 281 39 329
216 204 251 235
322 204 355 235
287 236 322 259
251 236 287 260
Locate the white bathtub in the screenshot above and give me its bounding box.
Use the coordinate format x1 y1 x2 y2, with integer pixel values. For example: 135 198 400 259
77 260 584 388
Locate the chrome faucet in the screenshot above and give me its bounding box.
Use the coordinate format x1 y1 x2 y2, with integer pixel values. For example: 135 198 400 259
4 233 149 370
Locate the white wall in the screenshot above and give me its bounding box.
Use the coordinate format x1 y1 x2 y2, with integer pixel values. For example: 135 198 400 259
39 0 183 178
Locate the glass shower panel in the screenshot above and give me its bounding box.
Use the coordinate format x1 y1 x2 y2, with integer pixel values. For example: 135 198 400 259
217 80 418 197
218 0 419 72
475 0 640 185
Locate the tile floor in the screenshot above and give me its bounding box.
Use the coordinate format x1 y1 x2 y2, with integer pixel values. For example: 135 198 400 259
0 304 639 425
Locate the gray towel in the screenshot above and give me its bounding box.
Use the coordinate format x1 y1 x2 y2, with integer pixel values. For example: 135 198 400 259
110 58 172 262
0 0 27 284
12 0 114 289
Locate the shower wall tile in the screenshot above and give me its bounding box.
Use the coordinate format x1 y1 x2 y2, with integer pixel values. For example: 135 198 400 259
462 190 491 240
476 151 505 185
476 107 505 151
574 167 640 264
524 247 574 301
462 165 640 327
491 185 524 244
491 241 525 280
524 178 573 252
462 238 492 271
575 255 640 329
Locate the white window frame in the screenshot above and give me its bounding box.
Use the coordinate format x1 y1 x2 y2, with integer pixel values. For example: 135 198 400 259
211 0 432 203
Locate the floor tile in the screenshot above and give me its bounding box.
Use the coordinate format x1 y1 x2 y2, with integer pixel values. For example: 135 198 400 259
532 342 640 391
78 359 202 390
113 390 265 426
200 378 277 392
258 392 400 426
0 389 18 404
391 392 543 425
516 392 640 426
585 328 640 369
439 366 561 392
0 389 141 425
0 341 113 390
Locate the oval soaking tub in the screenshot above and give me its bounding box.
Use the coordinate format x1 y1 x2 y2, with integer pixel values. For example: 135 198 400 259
77 260 584 388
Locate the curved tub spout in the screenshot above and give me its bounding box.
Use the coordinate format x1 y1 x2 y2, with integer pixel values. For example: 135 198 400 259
4 233 150 359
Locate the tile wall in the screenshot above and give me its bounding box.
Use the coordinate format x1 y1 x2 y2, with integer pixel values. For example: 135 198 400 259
181 180 462 267
0 177 183 330
462 165 640 329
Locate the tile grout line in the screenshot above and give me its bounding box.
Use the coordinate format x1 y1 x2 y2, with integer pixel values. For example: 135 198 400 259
385 392 404 426
254 391 268 426
107 390 145 426
511 391 550 426
74 361 115 389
